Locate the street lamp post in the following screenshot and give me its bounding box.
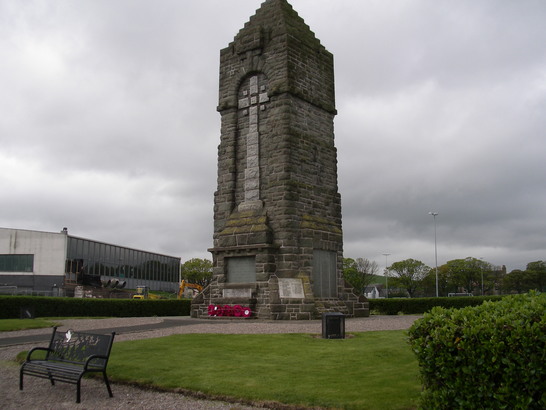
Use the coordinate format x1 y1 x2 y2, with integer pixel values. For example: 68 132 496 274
428 212 439 297
382 253 390 298
480 257 484 296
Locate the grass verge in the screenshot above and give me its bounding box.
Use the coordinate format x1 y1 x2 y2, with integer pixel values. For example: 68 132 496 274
0 318 61 332
108 330 420 409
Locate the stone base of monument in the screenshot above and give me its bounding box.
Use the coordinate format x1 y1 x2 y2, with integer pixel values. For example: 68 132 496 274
352 297 371 317
191 278 371 320
191 300 257 319
191 284 258 319
269 300 316 320
207 300 256 319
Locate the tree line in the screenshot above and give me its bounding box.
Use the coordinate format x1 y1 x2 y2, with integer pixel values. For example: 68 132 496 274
343 257 546 298
179 256 545 298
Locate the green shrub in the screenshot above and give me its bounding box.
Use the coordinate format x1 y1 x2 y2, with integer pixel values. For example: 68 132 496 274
369 295 503 315
0 295 191 318
408 292 546 409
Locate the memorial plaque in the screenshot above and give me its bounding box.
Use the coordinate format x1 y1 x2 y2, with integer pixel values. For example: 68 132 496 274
223 288 252 298
278 278 305 299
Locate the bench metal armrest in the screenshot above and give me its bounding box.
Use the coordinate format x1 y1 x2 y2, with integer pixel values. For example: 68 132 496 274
25 347 55 362
83 354 109 371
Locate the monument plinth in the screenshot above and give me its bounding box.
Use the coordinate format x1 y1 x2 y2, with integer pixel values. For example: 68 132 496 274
191 0 369 320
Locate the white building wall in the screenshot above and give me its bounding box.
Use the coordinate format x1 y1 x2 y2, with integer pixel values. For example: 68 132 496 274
0 228 67 276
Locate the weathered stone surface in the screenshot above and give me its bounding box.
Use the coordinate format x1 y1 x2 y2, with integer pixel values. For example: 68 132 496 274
192 0 368 320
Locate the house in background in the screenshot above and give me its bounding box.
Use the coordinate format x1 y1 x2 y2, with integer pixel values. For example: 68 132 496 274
364 284 384 299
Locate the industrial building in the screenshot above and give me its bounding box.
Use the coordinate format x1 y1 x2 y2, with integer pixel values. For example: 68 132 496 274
0 227 181 296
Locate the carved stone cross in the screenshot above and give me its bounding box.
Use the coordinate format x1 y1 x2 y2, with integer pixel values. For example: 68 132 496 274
238 75 269 210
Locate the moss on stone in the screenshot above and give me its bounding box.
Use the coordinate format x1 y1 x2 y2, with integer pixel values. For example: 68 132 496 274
219 209 272 237
301 214 342 234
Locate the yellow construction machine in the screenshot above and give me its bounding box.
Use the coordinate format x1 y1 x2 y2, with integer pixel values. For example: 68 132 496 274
178 280 203 299
132 286 160 300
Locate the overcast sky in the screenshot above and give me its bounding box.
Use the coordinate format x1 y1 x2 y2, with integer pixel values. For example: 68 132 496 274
1 0 545 272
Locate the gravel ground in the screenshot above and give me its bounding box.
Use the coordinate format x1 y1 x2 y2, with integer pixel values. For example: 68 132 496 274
0 315 421 409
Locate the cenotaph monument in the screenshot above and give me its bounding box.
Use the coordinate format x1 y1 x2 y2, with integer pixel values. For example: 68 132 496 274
191 0 368 319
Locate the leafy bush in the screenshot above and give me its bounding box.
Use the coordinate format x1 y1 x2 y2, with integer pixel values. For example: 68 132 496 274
0 295 190 319
369 295 503 315
408 292 546 409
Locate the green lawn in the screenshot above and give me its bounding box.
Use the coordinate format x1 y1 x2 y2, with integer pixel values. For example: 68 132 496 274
108 330 420 409
0 318 60 332
0 317 112 332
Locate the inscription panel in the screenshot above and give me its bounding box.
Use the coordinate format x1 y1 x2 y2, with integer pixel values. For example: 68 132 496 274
278 278 305 299
223 288 252 298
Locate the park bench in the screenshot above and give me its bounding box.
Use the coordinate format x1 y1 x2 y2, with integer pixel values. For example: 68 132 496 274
19 327 116 403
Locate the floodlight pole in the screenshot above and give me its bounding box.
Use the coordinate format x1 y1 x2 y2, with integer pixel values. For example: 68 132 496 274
382 253 390 299
428 212 439 297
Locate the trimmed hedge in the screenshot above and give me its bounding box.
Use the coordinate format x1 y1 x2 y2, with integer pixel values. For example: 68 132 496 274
408 292 546 409
2 295 505 318
369 295 504 315
0 295 191 319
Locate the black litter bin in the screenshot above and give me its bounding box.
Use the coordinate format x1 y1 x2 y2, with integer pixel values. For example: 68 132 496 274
322 312 345 339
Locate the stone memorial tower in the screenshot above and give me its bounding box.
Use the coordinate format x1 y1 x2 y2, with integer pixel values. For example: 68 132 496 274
191 0 368 319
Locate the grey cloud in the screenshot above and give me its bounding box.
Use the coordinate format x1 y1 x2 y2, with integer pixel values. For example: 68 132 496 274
1 0 544 271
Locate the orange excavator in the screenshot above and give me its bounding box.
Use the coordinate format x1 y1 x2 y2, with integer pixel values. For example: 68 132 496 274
177 280 203 299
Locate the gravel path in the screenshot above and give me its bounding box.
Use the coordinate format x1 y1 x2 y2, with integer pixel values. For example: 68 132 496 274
0 315 421 409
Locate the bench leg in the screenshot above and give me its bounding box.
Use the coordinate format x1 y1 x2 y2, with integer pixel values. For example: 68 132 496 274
76 379 81 403
103 372 114 398
20 368 54 390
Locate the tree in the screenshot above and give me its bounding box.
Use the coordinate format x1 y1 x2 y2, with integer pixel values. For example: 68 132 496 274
526 261 546 292
488 264 506 295
502 262 545 294
389 259 430 298
503 269 533 294
421 264 451 297
342 257 379 295
435 257 502 295
444 257 492 294
181 258 213 287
